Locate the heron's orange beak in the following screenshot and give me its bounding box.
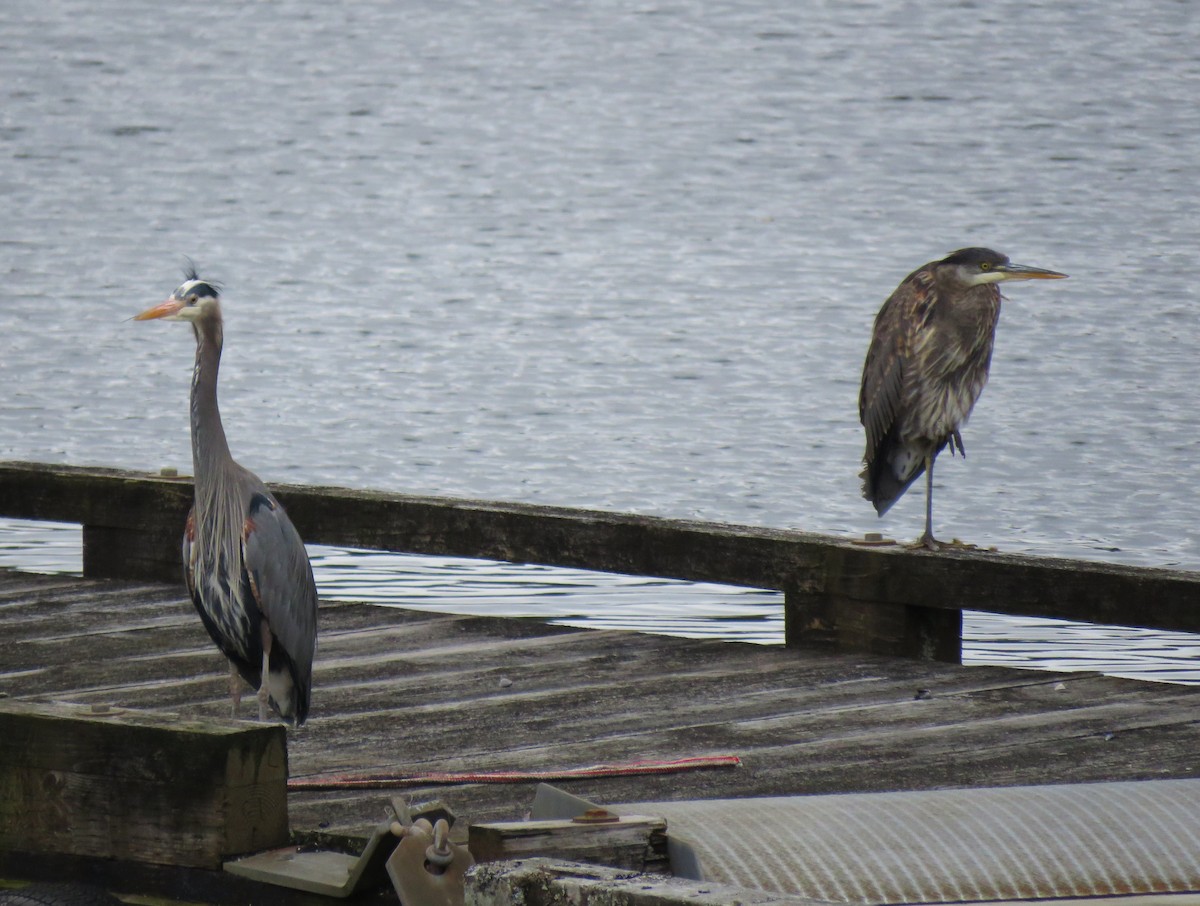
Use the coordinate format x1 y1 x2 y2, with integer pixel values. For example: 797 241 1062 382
133 298 185 320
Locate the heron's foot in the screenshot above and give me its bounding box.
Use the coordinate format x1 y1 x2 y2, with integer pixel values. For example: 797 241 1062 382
906 533 944 551
907 535 989 552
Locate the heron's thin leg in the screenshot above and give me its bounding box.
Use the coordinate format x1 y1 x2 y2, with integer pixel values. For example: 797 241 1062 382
257 619 272 722
228 661 242 718
921 454 937 549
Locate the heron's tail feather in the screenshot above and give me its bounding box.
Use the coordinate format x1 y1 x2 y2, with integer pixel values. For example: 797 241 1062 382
862 436 939 516
861 458 924 516
267 647 310 726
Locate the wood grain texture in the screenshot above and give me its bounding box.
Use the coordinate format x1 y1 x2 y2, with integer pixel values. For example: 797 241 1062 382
469 816 669 873
0 700 288 868
2 567 1200 847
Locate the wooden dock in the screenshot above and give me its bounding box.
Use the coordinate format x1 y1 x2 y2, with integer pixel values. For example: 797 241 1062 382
5 462 1200 666
5 462 1200 901
4 565 1199 845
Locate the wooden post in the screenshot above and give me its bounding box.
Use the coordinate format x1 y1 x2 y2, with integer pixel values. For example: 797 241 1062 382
82 520 185 584
77 470 191 583
0 701 289 870
785 549 962 663
786 586 962 662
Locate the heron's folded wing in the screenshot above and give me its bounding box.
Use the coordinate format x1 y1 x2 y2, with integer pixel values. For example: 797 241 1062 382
241 491 318 676
859 297 909 458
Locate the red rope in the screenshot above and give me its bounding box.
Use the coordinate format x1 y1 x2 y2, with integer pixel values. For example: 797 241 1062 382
288 754 742 791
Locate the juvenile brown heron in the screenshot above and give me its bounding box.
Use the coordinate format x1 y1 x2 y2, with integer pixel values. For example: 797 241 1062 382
135 270 318 723
859 247 1067 548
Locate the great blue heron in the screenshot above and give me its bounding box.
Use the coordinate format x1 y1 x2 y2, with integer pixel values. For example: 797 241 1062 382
859 247 1067 549
135 270 318 724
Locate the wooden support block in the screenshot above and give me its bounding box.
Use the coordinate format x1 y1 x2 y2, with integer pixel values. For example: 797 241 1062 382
82 522 185 584
469 815 669 874
0 700 288 869
0 462 193 582
786 581 962 663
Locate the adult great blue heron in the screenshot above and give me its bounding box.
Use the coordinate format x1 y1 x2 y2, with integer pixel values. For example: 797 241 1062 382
859 248 1067 549
135 271 317 724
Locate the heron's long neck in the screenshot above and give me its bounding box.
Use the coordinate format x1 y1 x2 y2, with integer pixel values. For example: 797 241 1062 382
190 320 232 502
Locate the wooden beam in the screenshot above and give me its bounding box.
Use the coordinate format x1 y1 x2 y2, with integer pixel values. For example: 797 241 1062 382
0 462 191 583
0 700 289 870
2 462 1199 661
469 814 669 873
275 480 824 591
787 582 963 662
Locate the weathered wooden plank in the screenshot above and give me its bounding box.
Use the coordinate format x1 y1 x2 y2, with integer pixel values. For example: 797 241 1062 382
290 692 1200 835
8 568 1200 844
0 463 191 583
469 815 669 873
3 462 1200 663
285 673 1162 780
0 700 289 869
3 569 1186 741
795 540 1200 635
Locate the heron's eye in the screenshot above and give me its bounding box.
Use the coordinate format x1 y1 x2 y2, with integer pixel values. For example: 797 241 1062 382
979 262 992 271
186 293 198 304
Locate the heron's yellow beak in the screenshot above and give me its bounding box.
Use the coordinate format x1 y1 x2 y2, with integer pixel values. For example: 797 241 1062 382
996 264 1068 281
133 298 186 321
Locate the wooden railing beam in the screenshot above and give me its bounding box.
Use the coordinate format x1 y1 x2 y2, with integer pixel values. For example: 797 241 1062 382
2 462 1198 663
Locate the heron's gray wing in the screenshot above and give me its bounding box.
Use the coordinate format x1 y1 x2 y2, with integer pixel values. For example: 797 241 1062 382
860 274 940 457
240 487 318 679
859 291 909 458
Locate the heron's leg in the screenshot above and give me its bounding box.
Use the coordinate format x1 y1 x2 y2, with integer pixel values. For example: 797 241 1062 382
257 619 272 722
920 453 937 549
228 661 242 718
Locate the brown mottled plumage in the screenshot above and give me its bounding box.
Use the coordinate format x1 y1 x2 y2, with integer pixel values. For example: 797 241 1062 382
859 248 1067 548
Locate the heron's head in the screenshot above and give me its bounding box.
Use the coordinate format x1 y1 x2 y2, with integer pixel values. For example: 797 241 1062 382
134 267 222 323
939 248 1067 287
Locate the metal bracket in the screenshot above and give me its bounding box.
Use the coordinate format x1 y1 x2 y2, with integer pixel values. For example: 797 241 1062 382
386 807 475 906
223 816 399 897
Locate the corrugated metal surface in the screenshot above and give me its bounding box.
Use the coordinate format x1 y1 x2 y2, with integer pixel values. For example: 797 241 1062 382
614 780 1200 903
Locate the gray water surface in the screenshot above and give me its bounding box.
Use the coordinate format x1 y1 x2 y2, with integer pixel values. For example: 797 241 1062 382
2 2 1199 677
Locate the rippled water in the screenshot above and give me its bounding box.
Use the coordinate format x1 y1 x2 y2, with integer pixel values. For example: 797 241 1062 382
2 2 1199 680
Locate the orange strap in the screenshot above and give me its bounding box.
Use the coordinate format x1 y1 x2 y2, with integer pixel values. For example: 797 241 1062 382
288 754 742 791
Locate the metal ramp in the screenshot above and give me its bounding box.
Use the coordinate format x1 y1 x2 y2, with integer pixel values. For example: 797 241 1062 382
533 779 1200 903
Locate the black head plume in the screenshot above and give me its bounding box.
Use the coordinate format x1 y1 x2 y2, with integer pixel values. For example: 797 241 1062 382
940 248 1009 268
179 258 222 298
